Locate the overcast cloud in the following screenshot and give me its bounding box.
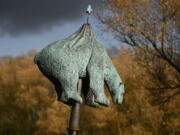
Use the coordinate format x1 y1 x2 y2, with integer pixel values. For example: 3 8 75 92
0 0 101 36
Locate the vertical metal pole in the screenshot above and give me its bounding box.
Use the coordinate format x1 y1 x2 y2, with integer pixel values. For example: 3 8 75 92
87 14 89 24
68 79 82 135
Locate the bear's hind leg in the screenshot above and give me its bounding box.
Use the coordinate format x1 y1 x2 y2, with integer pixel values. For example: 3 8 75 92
58 71 83 104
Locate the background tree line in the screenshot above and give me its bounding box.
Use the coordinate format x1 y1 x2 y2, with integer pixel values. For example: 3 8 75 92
0 47 179 135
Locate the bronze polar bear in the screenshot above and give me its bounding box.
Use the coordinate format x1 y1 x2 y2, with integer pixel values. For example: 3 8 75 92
34 24 125 107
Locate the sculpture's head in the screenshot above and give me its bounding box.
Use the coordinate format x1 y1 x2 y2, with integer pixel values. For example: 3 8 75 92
111 81 125 104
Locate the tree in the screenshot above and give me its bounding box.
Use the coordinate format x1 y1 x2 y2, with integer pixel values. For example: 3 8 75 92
97 0 180 104
0 50 179 135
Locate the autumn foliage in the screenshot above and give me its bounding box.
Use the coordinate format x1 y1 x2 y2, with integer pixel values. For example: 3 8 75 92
98 0 180 74
0 47 179 135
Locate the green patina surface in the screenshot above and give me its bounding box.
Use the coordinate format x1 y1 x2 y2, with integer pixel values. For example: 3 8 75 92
86 5 93 14
34 24 125 107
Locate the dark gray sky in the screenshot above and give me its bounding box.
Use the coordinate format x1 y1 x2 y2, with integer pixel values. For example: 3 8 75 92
0 0 119 56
